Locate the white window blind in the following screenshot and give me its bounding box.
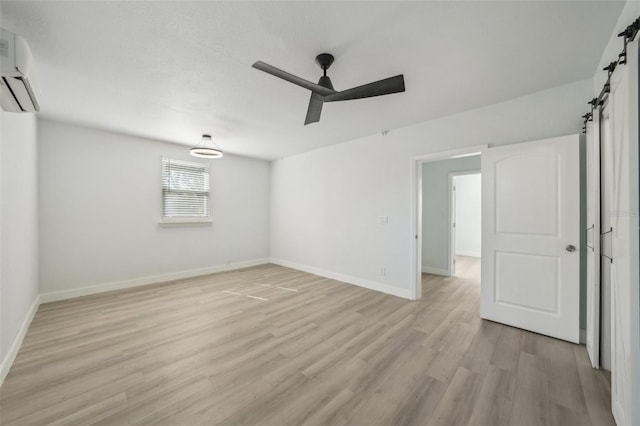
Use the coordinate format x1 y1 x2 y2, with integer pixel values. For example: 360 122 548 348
161 157 210 221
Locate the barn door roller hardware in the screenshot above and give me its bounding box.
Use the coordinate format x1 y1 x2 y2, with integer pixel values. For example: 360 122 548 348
582 16 639 132
617 17 640 65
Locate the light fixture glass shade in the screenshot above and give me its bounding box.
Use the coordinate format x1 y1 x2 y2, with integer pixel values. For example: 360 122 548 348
190 134 223 159
190 147 223 158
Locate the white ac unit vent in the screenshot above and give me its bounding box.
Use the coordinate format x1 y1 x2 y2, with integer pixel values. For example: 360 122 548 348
0 28 39 113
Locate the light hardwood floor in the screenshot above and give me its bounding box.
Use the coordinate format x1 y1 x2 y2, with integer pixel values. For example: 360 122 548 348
0 256 614 425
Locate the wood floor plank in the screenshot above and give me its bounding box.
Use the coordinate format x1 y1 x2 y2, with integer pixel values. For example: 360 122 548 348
510 351 550 426
390 373 447 426
427 366 484 426
573 346 616 426
467 365 515 426
0 257 615 425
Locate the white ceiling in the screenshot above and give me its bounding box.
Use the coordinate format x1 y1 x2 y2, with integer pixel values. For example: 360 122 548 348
1 1 624 160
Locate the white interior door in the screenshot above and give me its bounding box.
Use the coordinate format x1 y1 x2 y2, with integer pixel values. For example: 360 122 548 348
586 114 601 368
450 175 456 275
602 39 640 426
600 105 612 371
481 135 580 343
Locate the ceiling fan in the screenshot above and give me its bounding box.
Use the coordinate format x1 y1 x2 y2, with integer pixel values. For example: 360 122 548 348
252 53 405 125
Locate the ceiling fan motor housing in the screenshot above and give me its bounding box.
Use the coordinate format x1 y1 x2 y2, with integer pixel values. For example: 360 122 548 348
317 75 334 90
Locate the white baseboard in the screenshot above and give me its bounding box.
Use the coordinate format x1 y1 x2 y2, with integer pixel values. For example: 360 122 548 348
422 265 451 276
456 250 481 258
270 258 411 300
0 295 40 387
40 258 270 303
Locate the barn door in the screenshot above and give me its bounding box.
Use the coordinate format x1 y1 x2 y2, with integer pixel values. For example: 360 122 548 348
586 113 601 368
481 135 580 343
601 38 640 426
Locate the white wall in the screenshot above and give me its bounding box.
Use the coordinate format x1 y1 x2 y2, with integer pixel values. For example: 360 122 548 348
271 78 592 298
0 111 39 364
421 156 480 274
38 120 270 299
455 173 481 258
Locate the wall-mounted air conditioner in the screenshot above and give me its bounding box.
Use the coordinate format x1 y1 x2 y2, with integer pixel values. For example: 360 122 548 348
0 28 39 113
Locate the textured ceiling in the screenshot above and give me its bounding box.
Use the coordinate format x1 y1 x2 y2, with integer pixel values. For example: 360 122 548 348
0 1 624 160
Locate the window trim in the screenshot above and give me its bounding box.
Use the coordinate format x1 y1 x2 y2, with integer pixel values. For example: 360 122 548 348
158 216 212 225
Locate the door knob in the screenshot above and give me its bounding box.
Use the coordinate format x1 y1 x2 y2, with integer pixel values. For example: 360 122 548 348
566 245 576 252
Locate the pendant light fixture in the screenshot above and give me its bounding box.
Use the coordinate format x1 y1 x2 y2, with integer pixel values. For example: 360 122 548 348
190 134 223 159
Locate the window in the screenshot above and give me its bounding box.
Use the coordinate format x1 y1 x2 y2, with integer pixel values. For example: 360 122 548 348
161 157 210 223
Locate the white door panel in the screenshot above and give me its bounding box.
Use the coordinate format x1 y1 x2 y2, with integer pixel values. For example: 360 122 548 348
495 252 559 312
481 135 580 343
494 152 559 236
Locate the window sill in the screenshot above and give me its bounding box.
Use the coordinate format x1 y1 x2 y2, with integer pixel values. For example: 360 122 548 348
159 217 212 226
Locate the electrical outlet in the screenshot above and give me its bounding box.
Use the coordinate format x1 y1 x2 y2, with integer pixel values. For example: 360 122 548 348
381 267 386 276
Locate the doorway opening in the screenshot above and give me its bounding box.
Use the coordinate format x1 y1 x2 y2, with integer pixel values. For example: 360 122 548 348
410 145 486 300
450 171 482 276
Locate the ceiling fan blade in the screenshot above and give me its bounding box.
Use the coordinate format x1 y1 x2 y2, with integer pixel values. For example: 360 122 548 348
252 61 337 96
324 75 405 102
304 92 324 125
